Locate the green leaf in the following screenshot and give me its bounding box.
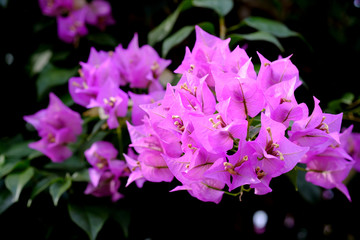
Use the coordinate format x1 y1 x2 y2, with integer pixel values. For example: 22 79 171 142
162 25 195 57
49 175 72 206
229 31 284 52
0 186 14 214
2 140 34 159
286 167 298 191
297 168 321 204
68 203 109 240
192 0 233 16
44 155 86 172
36 63 78 100
197 21 216 35
27 176 60 207
111 208 131 238
0 158 29 179
5 167 34 202
242 16 300 38
71 169 90 182
147 0 192 46
86 32 118 47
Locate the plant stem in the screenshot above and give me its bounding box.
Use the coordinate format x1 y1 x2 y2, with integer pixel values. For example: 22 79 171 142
219 16 226 40
116 122 123 158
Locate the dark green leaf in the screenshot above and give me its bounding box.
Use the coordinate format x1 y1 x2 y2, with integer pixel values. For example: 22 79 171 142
0 186 14 214
229 31 284 52
162 25 194 57
36 63 78 100
27 176 60 207
286 167 298 191
197 21 216 35
147 0 192 46
68 203 109 240
297 168 321 204
2 140 34 159
192 0 233 16
86 33 118 47
71 169 90 182
49 176 72 206
0 158 28 179
111 208 131 238
44 155 86 172
5 167 34 202
242 16 300 38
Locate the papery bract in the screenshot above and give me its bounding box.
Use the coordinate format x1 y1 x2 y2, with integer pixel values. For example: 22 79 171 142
57 7 88 44
114 33 171 90
304 147 353 201
38 0 74 16
85 0 115 30
24 93 82 162
87 79 128 129
257 52 301 90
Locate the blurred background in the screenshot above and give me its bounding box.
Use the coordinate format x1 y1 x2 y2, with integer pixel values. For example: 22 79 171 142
1 0 360 239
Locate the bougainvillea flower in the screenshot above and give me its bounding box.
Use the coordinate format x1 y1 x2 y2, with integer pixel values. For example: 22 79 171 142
80 47 122 87
214 68 265 120
85 0 115 30
38 0 74 17
128 90 165 125
175 25 231 87
289 97 343 154
164 149 225 203
257 52 302 90
23 93 82 162
84 141 118 171
304 148 354 201
84 171 123 202
57 7 88 44
68 76 98 107
341 125 360 171
114 33 171 90
249 114 308 176
87 79 128 129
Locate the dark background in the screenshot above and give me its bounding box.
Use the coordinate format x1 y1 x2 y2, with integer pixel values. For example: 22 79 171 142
1 0 360 239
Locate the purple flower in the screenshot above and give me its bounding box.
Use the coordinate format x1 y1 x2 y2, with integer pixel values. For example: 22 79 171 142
23 93 82 162
128 90 165 125
84 171 124 202
85 0 115 30
114 33 171 90
84 141 129 202
175 26 231 87
304 147 353 201
289 97 343 155
257 53 302 90
57 7 88 44
38 0 74 17
87 79 128 129
69 48 122 108
248 114 308 194
214 62 265 120
341 125 360 171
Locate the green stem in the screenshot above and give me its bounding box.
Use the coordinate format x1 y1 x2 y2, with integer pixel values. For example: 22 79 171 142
116 122 123 158
219 16 226 40
294 165 307 172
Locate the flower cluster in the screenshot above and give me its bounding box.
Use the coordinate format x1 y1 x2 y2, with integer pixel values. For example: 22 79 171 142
84 141 129 201
23 93 82 162
124 26 355 203
38 0 115 44
69 33 170 129
24 25 356 204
